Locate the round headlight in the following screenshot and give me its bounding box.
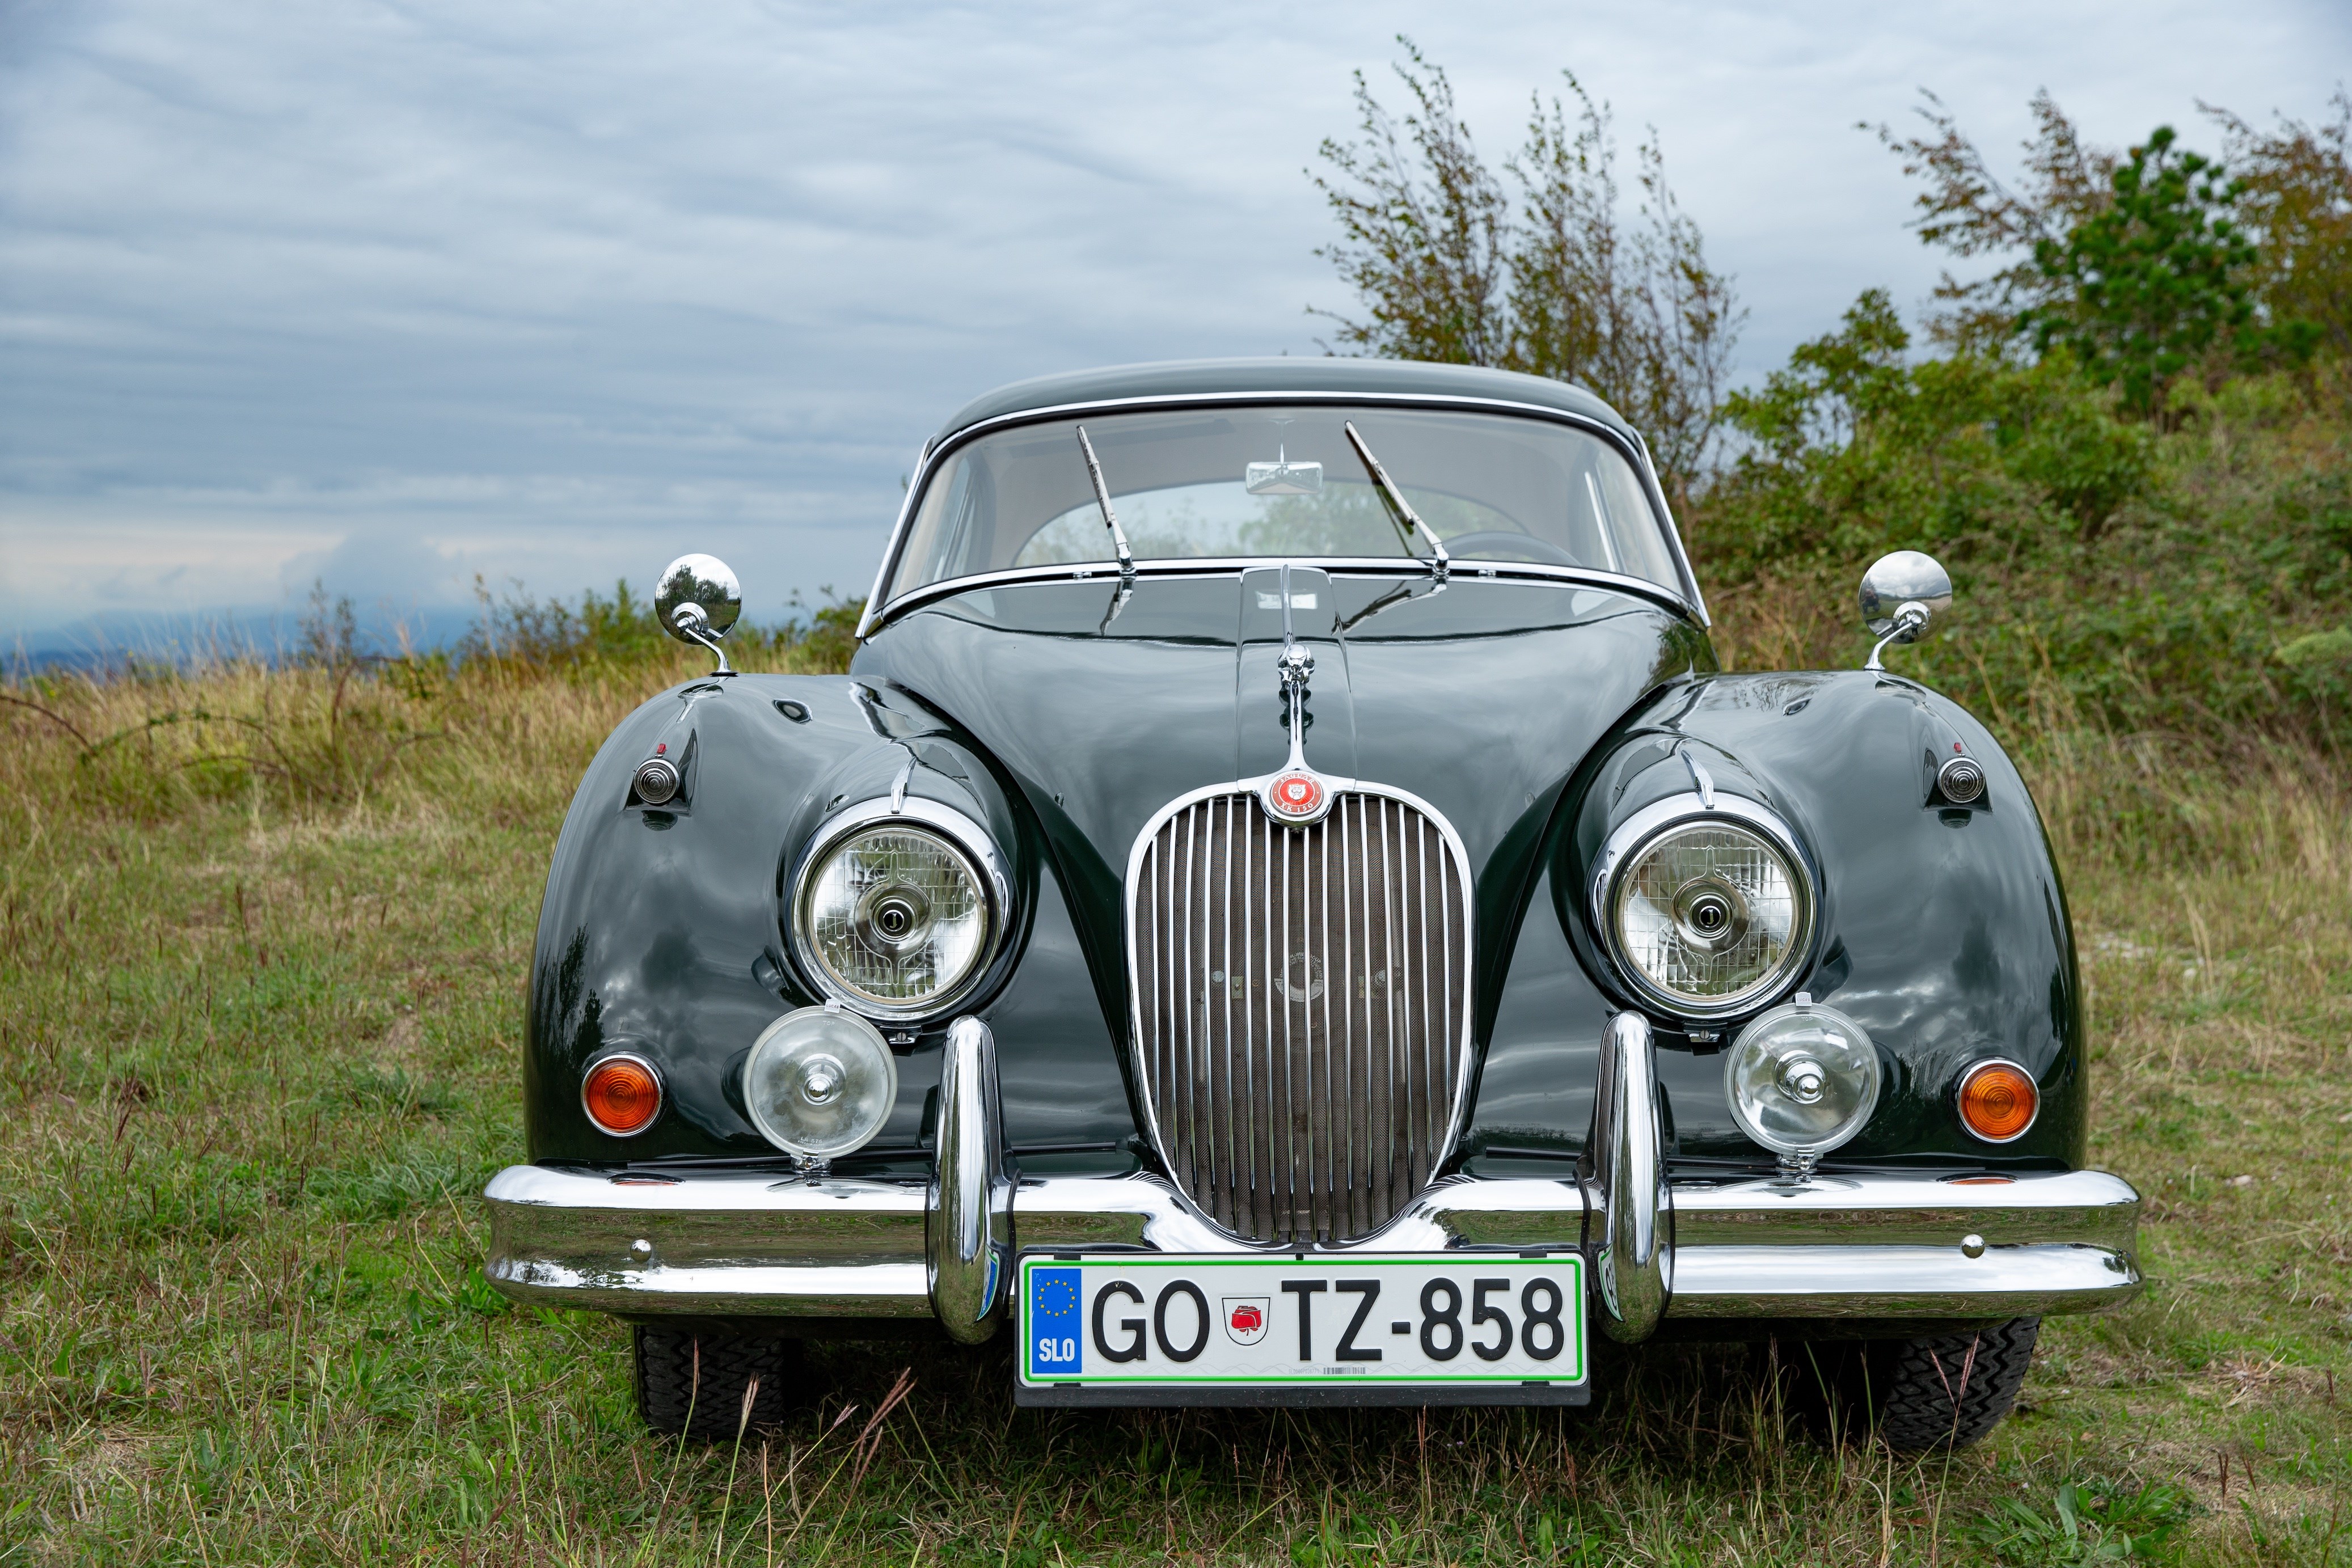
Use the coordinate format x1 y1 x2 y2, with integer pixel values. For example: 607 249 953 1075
1595 798 1813 1016
744 1007 899 1158
1724 999 1880 1159
791 802 1003 1018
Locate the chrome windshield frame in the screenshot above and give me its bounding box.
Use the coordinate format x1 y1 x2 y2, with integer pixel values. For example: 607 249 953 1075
855 390 1711 639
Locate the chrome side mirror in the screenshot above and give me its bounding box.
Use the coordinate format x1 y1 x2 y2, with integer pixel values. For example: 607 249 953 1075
1857 550 1952 671
656 553 743 675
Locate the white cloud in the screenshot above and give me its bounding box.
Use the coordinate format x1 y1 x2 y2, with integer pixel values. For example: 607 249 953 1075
2 0 2344 635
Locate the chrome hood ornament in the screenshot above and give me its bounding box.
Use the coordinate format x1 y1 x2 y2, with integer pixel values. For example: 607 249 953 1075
1260 563 1336 826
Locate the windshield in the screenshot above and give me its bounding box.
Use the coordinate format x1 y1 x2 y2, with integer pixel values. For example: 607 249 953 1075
885 404 1682 602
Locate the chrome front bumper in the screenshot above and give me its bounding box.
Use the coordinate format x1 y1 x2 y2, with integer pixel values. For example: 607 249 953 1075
484 1015 2144 1338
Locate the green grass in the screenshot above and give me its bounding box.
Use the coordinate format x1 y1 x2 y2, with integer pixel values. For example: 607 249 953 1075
2 653 2348 1565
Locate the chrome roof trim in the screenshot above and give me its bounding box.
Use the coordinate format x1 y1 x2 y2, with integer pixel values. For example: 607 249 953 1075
854 388 1709 639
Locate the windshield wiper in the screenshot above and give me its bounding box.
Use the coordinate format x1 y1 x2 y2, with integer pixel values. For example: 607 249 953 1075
1344 421 1450 584
1074 425 1137 586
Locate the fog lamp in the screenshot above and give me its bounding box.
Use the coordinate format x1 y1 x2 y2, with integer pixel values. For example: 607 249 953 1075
1957 1059 2038 1142
743 1007 898 1160
1724 998 1880 1170
581 1053 663 1137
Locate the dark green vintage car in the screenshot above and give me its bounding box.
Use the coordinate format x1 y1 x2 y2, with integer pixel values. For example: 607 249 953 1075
484 358 2142 1448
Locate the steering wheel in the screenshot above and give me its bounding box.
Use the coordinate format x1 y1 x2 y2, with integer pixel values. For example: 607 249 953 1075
1437 530 1581 568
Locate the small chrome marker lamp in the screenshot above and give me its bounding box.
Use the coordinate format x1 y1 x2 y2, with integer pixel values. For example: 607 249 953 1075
1724 994 1881 1183
742 1005 900 1174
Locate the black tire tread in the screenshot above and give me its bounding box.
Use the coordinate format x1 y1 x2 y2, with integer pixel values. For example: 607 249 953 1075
1861 1317 2041 1452
633 1327 801 1441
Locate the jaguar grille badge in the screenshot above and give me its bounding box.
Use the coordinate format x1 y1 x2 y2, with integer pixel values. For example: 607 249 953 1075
1261 564 1335 827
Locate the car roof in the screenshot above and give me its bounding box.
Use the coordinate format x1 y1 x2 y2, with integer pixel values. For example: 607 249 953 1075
932 357 1643 448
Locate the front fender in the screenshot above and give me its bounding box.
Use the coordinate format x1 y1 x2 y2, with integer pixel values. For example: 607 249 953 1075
1546 670 2084 1169
523 675 1042 1161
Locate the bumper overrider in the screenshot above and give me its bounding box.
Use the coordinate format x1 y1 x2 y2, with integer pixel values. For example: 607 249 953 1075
483 1015 2143 1341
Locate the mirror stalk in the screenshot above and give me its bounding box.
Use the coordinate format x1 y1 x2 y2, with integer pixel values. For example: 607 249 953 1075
670 602 737 676
1864 602 1931 671
1856 551 1953 672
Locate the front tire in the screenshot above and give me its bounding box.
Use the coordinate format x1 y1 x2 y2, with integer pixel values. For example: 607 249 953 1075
633 1326 803 1440
1794 1317 2041 1452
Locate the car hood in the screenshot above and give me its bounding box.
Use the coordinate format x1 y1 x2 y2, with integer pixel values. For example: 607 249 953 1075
852 569 1711 1029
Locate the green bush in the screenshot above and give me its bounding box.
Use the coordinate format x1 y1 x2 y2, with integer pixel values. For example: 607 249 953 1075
1691 294 2352 747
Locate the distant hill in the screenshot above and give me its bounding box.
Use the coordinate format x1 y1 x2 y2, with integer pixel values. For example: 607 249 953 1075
6 604 487 675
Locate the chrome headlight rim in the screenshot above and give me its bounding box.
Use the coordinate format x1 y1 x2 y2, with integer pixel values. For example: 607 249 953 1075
1587 791 1818 1021
787 796 1011 1021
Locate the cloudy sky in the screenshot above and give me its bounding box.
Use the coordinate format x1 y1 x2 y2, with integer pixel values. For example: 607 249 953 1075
3 0 2345 644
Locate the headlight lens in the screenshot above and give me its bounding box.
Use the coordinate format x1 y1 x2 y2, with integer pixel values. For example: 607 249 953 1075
797 819 993 1014
1606 814 1808 1014
744 1007 899 1158
1724 1000 1880 1157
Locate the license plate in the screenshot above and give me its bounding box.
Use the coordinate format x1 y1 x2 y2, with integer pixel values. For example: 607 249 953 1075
1014 1253 1587 1406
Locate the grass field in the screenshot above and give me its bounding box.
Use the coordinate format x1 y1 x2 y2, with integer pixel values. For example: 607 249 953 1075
2 646 2348 1565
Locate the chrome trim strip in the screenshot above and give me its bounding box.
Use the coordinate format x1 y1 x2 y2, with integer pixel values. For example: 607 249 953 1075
858 437 934 644
1590 1012 1671 1342
482 1164 2142 1321
1669 1169 2139 1249
786 794 1012 1022
854 388 1709 639
1013 1172 1593 1255
867 556 1696 635
1665 1243 2140 1319
1627 427 1709 623
1121 775 1478 1247
1587 791 1821 1021
482 1165 933 1317
929 1017 1011 1341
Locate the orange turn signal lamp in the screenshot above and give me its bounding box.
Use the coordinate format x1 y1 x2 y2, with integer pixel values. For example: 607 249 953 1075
1957 1060 2037 1143
583 1054 663 1136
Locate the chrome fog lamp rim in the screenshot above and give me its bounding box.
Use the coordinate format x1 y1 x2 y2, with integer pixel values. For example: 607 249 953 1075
1588 791 1817 1019
788 796 1010 1021
742 1005 900 1159
1723 998 1881 1158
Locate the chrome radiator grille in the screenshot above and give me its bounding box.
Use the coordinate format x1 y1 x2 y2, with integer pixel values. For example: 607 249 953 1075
1129 790 1472 1245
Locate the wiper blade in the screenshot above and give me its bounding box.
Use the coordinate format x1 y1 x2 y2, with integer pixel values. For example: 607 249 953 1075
1074 425 1137 585
1344 421 1450 583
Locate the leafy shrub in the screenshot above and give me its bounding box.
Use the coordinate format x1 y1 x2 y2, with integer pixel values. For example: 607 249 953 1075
1691 296 2352 746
